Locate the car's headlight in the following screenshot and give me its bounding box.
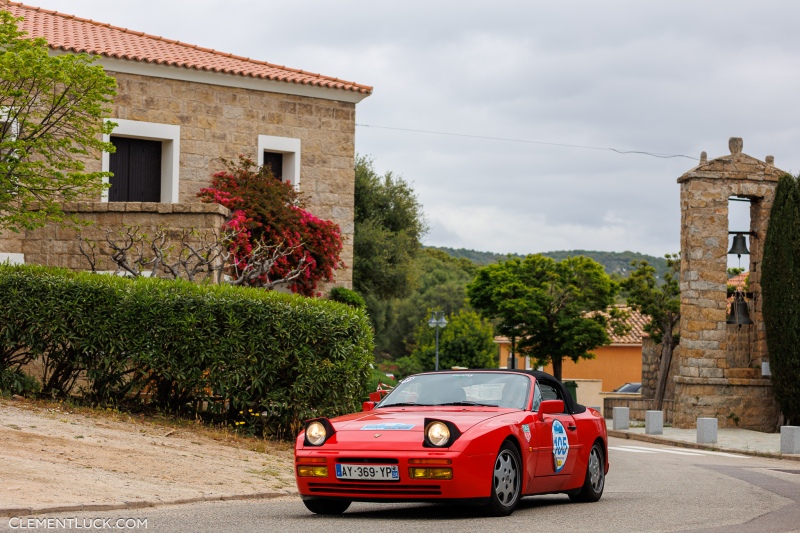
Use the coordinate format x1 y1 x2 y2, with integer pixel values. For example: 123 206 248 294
426 421 451 447
306 421 327 446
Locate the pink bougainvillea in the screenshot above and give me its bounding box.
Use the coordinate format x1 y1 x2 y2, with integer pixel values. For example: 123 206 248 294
198 156 343 296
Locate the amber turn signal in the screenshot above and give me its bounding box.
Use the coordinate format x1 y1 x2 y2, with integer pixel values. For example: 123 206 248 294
297 465 328 477
409 467 453 480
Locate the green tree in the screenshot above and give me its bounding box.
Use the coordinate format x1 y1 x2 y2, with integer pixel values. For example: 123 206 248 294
371 248 478 358
762 174 800 425
411 309 496 371
378 355 424 382
467 254 621 381
353 155 428 300
0 10 116 233
623 254 680 410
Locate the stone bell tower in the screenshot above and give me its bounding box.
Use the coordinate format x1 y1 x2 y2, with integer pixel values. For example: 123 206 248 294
673 137 781 432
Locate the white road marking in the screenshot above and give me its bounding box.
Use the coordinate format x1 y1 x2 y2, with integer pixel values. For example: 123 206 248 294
611 445 749 459
608 446 657 453
618 445 704 456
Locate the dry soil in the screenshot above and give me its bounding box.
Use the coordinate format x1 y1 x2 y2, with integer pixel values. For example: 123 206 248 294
0 397 296 513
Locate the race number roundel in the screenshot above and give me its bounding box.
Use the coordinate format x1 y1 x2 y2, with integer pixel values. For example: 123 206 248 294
551 420 569 472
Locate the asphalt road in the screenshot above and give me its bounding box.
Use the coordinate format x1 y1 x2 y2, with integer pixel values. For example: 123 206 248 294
3 436 799 532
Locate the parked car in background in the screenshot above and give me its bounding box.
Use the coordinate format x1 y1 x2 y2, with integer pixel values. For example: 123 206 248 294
613 382 642 394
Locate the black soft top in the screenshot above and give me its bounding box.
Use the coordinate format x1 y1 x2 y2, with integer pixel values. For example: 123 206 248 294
513 369 587 415
430 368 587 415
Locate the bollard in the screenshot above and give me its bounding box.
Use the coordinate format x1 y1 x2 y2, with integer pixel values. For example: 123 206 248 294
645 410 663 435
697 418 718 444
780 426 800 454
612 407 630 430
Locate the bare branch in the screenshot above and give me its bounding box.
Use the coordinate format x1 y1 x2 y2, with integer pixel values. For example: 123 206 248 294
76 225 308 291
226 239 308 289
103 226 148 278
76 232 98 273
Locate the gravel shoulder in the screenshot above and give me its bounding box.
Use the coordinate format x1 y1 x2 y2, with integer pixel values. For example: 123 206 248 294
0 397 296 513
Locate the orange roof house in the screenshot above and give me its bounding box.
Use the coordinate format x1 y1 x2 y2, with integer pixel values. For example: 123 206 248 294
0 3 370 290
494 307 649 392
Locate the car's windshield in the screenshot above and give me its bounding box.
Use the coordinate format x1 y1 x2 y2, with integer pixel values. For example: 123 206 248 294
378 373 530 409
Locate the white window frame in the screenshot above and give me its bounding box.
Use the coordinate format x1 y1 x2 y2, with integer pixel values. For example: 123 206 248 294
1 107 21 197
257 135 301 188
0 107 19 140
0 253 24 265
102 119 180 203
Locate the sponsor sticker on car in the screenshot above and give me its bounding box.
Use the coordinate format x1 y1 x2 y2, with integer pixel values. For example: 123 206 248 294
552 420 569 472
360 423 415 430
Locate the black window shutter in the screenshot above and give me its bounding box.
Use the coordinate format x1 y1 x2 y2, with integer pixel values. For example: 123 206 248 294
262 151 283 181
109 137 162 202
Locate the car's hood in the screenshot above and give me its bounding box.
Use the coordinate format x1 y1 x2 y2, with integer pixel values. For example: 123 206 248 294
332 407 509 433
299 407 523 452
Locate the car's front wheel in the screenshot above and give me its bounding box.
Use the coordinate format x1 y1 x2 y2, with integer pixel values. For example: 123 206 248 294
568 441 605 503
485 441 522 516
302 498 351 515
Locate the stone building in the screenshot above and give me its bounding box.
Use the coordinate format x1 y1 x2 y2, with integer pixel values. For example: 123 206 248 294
674 138 781 431
0 3 371 288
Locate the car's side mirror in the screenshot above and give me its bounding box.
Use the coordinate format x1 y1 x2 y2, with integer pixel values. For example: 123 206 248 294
369 392 382 402
362 401 376 412
537 399 565 421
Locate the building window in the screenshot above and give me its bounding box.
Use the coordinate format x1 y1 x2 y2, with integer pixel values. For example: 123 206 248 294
102 119 180 203
262 151 284 181
257 135 300 187
108 137 162 202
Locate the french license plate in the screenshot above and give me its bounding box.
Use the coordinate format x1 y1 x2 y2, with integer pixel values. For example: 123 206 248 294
335 464 399 481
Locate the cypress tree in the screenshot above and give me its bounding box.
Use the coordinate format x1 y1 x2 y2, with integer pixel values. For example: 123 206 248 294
762 174 800 425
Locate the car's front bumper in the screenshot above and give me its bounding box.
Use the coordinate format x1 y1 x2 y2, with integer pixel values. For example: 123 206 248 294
295 448 494 502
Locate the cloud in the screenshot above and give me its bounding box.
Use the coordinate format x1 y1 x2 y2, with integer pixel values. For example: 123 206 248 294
30 0 800 257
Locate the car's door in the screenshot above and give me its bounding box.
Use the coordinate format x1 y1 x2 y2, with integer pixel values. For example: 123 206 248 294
533 382 579 481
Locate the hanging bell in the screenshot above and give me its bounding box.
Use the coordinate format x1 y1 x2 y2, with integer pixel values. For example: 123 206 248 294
727 292 753 326
728 233 750 256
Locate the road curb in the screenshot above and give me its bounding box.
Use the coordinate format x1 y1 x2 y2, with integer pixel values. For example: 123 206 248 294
608 429 800 462
0 491 296 518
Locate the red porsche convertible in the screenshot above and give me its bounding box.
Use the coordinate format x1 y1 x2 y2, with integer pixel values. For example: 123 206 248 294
294 369 608 516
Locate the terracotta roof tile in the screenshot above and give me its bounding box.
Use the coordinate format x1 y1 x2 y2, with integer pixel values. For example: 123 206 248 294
728 272 748 290
5 3 372 95
607 306 649 344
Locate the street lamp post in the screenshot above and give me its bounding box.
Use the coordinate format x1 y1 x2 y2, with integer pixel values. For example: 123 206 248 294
427 311 448 371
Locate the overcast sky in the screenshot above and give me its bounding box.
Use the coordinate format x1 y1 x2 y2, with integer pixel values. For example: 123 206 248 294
28 1 800 257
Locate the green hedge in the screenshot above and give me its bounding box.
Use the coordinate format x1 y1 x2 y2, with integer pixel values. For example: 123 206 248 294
0 264 374 437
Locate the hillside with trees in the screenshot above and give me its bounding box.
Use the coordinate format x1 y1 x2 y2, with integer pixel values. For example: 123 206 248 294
431 247 669 279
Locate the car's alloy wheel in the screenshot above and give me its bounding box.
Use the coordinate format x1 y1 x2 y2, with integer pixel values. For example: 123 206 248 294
302 498 351 515
486 442 522 516
569 442 605 503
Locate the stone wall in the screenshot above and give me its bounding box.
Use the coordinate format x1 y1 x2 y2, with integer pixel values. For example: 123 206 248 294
674 138 780 432
0 71 357 289
19 202 229 272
